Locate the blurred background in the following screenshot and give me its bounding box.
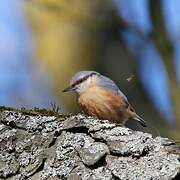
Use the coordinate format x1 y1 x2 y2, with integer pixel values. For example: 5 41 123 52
0 0 179 140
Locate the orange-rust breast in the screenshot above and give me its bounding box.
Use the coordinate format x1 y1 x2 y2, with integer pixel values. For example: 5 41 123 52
78 86 130 123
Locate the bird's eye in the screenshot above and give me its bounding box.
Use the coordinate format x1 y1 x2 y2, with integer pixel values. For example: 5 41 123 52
78 79 83 83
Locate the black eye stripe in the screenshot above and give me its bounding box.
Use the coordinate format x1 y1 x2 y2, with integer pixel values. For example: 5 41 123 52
71 72 96 87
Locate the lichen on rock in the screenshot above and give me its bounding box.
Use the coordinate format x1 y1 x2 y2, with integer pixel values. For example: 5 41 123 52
0 107 179 179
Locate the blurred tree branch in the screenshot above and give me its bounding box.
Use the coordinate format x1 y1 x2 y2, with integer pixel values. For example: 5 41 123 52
150 0 180 136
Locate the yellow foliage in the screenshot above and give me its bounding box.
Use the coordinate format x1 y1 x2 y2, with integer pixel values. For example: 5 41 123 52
24 0 118 111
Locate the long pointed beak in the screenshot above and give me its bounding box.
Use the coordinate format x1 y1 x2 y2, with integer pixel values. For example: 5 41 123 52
62 86 73 93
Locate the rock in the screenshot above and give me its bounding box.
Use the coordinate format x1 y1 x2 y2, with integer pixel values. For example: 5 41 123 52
0 107 179 179
78 142 109 166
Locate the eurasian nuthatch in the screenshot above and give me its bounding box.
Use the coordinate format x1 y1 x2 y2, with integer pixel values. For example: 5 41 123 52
62 71 146 127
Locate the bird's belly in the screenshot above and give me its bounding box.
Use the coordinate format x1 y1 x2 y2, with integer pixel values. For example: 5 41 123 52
78 87 129 123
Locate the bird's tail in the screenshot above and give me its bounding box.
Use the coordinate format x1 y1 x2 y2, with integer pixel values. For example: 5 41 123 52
132 113 160 136
133 114 147 127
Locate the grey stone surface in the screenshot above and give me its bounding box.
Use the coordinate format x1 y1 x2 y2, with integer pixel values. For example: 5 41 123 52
0 107 179 180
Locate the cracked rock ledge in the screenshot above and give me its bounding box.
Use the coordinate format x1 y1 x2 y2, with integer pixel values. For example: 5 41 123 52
0 107 179 180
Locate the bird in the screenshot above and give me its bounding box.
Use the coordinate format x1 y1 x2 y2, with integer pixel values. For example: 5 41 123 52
62 71 146 127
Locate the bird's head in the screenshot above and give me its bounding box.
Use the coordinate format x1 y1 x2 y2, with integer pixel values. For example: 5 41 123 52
62 71 100 94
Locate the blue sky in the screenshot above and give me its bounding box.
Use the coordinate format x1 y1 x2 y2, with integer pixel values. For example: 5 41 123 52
0 0 54 108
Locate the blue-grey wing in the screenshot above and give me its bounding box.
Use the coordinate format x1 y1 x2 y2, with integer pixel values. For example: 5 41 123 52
98 75 128 101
